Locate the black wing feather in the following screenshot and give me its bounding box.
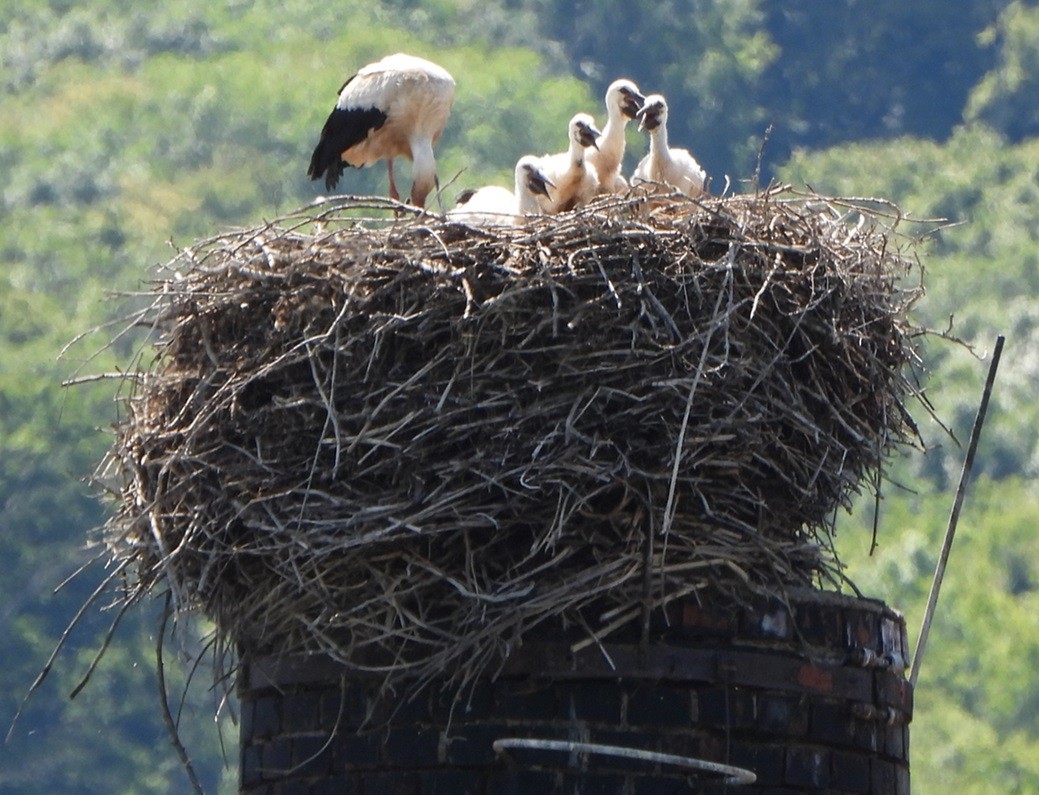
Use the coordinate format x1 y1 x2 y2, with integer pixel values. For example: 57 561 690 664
307 105 389 191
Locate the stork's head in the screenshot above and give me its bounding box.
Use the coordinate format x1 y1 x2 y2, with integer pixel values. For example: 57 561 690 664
606 79 646 120
516 155 554 199
570 113 603 150
409 139 440 208
410 177 435 209
636 94 668 132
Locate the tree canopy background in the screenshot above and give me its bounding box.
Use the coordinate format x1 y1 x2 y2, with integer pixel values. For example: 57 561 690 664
3 1 1039 792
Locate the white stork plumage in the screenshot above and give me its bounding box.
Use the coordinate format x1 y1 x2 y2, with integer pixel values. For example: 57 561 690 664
447 156 554 226
307 53 456 208
537 113 603 214
587 79 645 194
632 94 708 198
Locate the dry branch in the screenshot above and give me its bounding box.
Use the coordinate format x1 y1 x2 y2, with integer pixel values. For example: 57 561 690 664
97 188 924 687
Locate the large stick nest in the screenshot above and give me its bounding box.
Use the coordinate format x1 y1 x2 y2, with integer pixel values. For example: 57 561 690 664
101 189 923 683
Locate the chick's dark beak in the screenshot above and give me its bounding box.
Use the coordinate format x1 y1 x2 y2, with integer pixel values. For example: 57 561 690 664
577 121 603 149
637 106 661 132
525 165 554 198
621 88 646 119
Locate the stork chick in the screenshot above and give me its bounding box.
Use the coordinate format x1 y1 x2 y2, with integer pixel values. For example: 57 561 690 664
307 53 456 208
587 79 645 194
632 94 707 197
448 156 554 226
537 113 603 214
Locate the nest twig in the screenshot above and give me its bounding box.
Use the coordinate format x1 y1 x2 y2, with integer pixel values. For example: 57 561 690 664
97 188 924 687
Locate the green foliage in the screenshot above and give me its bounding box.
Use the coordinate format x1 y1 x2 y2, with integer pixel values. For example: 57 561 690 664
0 3 593 791
779 128 1039 485
967 1 1039 140
520 0 1012 180
438 45 596 192
511 0 779 179
841 478 1039 793
759 1 1005 162
0 3 225 91
2 0 1037 790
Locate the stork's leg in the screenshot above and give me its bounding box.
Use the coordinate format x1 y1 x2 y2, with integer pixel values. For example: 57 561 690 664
433 173 443 213
386 159 400 202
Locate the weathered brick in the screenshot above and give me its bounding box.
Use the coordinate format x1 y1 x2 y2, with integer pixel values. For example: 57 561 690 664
488 770 558 795
279 779 312 795
677 601 738 636
293 733 334 778
632 774 693 795
852 716 880 754
587 730 661 773
728 741 785 785
369 689 432 726
261 737 293 777
241 743 264 786
321 684 368 731
239 784 272 795
757 693 809 737
695 734 727 766
494 680 560 720
785 746 830 788
420 770 483 795
809 700 856 747
697 686 755 729
657 730 705 762
884 721 906 759
561 772 628 795
845 608 879 652
627 685 693 727
795 662 837 696
240 699 255 740
237 595 915 793
895 762 911 794
382 727 440 768
742 600 793 641
282 688 324 734
333 729 380 770
830 749 871 793
568 681 624 724
442 724 512 766
794 602 843 647
312 775 361 795
362 770 421 794
252 695 282 739
870 758 897 793
876 670 912 711
430 680 494 722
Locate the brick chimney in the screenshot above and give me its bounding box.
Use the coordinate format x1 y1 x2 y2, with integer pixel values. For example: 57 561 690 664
239 589 911 793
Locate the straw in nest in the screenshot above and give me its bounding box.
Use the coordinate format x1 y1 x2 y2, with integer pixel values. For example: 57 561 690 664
98 189 924 685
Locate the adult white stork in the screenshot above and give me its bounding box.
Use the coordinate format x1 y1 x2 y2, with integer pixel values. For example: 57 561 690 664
632 94 708 197
537 113 603 214
307 53 456 208
447 156 554 226
587 79 645 194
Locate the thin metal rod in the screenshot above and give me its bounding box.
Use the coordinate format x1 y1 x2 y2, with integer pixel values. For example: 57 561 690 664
157 592 206 795
910 334 1004 689
492 737 757 785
